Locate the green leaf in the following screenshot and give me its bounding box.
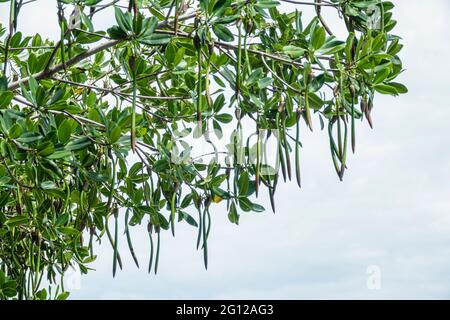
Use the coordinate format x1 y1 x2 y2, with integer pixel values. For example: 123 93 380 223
212 24 234 42
66 137 91 151
238 171 249 195
56 292 70 300
238 197 253 212
255 0 279 8
5 215 29 228
58 120 72 144
46 150 72 160
283 45 306 59
114 7 133 33
180 211 198 227
0 91 13 108
109 124 122 144
107 26 127 40
0 76 8 92
8 123 22 139
153 159 170 172
139 34 171 45
16 132 42 144
228 202 239 225
215 113 233 123
311 25 326 50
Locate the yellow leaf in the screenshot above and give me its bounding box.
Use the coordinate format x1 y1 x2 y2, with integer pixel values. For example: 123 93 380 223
212 195 222 203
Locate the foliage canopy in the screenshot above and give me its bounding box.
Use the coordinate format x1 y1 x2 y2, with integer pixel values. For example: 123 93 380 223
0 0 406 299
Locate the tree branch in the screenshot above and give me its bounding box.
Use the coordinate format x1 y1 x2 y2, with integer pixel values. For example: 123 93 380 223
7 11 198 91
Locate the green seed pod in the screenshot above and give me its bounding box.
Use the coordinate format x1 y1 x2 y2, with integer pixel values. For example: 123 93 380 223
349 84 356 98
245 18 254 35
235 108 242 120
204 195 212 208
208 41 214 55
128 55 136 72
193 34 201 50
147 221 153 234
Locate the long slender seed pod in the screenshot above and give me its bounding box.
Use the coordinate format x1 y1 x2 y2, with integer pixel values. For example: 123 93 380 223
295 110 302 188
340 117 348 179
125 208 139 268
282 121 292 181
255 122 261 196
170 190 176 237
206 207 211 240
196 43 202 123
130 61 137 153
147 222 154 274
88 226 94 257
105 219 123 270
34 242 41 292
105 149 115 213
236 19 242 101
336 103 343 160
350 84 356 153
2 0 15 76
154 227 160 275
202 207 208 270
174 0 179 35
269 181 276 213
278 138 287 182
328 120 342 179
226 167 231 210
112 207 119 277
275 112 287 182
243 31 251 76
196 205 202 250
303 65 313 130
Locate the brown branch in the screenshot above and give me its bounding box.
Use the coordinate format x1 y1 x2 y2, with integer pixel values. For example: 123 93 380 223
7 11 198 91
315 0 334 36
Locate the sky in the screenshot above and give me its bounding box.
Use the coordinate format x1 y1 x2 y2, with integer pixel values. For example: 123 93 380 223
1 0 450 299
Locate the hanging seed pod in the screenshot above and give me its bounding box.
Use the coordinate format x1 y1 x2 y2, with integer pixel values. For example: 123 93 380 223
208 41 214 56
255 126 261 197
193 34 201 51
236 18 243 98
361 96 373 128
125 208 139 268
245 18 254 35
196 206 202 250
360 96 368 119
349 84 356 153
282 124 292 181
328 119 342 180
170 189 176 237
225 167 231 209
147 222 154 274
235 108 242 120
202 206 208 270
367 98 374 128
154 225 161 275
303 66 313 131
112 206 119 278
295 109 302 188
89 226 95 257
339 118 348 180
129 55 137 153
196 42 203 123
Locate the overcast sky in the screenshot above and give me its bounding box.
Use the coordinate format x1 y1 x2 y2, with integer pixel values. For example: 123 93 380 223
1 0 450 299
